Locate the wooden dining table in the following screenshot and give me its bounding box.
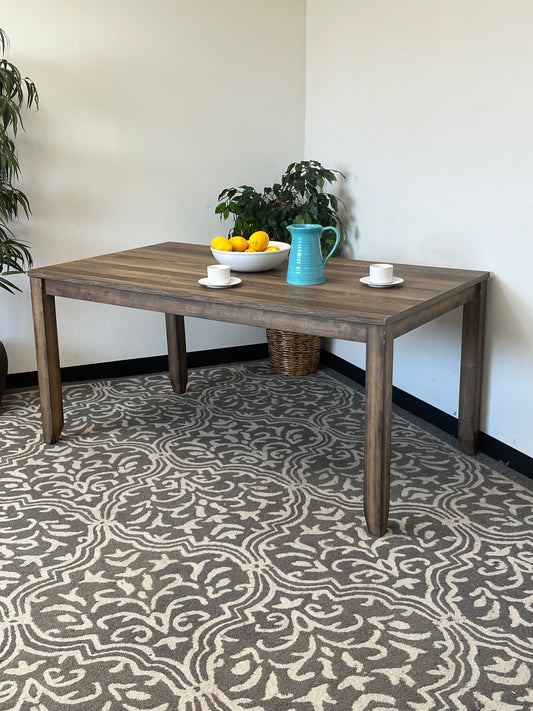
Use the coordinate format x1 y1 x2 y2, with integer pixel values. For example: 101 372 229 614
29 242 489 537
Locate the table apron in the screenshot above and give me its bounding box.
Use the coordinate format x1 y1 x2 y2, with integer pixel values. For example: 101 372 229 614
43 279 369 342
391 284 480 338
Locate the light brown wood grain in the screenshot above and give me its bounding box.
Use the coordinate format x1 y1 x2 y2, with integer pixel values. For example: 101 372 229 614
30 242 489 330
364 325 394 536
165 313 187 394
459 281 487 455
30 277 63 444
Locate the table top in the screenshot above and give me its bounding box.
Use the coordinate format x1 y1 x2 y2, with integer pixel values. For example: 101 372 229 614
29 242 490 341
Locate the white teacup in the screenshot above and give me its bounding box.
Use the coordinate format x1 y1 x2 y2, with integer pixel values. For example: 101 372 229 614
207 264 231 286
369 263 394 285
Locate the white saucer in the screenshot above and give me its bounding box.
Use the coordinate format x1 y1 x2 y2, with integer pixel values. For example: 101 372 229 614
360 276 404 288
198 276 242 289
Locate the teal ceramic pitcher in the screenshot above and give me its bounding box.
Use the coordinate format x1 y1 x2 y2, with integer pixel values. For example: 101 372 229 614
286 224 340 285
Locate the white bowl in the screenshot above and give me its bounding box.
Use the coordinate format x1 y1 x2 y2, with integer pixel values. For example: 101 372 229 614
210 241 290 272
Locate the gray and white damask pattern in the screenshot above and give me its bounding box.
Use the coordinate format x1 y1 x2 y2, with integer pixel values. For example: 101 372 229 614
1 363 532 710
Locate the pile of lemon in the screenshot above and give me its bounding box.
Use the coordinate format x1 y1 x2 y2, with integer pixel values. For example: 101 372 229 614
211 231 279 253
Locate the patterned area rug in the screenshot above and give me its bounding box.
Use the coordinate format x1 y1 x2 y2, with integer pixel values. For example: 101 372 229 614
1 362 532 711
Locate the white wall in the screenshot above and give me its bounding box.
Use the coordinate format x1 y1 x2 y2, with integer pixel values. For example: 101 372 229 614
1 0 305 371
306 0 533 457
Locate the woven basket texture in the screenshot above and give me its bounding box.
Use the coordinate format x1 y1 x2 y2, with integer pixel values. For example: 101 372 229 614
266 329 321 376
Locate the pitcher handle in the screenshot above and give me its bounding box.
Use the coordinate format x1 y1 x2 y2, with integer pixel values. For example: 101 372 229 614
321 226 341 264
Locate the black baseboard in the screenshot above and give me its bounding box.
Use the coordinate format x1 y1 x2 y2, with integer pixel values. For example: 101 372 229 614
322 351 532 480
5 342 269 390
321 351 458 436
6 345 531 479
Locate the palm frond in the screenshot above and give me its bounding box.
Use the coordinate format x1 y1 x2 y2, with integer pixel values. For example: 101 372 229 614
0 27 39 293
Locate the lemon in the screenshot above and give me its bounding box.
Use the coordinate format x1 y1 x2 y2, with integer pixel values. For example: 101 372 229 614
229 236 248 252
248 231 269 252
265 246 280 251
211 236 233 251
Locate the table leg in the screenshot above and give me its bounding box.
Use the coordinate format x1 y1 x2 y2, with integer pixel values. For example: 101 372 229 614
30 277 63 444
458 281 487 455
364 325 394 537
165 313 188 393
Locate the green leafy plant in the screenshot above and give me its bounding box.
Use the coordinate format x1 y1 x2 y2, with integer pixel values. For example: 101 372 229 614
215 160 346 255
0 28 39 293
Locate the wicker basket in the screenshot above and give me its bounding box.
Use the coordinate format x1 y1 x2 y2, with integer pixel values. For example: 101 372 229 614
266 329 321 376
